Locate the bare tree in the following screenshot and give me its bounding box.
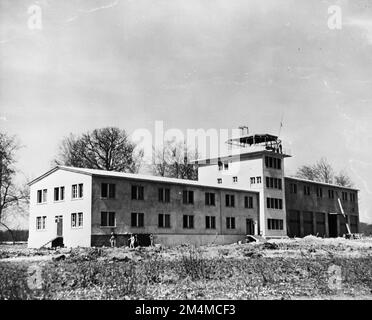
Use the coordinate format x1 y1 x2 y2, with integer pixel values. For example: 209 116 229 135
334 170 353 188
55 127 143 173
315 158 334 184
152 140 198 180
296 165 319 181
0 132 29 243
296 157 353 187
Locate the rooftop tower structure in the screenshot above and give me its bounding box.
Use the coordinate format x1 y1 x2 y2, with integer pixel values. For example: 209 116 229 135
194 130 291 237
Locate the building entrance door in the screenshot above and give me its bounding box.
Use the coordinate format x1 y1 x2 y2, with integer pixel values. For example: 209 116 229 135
328 213 338 237
246 219 254 235
55 216 63 237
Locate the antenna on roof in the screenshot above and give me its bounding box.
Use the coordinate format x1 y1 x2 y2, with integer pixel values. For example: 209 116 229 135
278 112 284 137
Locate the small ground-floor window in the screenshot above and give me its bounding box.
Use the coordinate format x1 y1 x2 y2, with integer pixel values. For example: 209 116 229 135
183 215 194 229
205 216 216 229
36 216 46 230
71 212 83 228
158 213 171 228
226 217 235 229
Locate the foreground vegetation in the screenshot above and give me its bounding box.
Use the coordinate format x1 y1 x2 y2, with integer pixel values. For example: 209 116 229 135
1 236 372 300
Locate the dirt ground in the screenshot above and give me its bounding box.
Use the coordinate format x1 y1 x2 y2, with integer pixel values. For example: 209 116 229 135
1 236 372 300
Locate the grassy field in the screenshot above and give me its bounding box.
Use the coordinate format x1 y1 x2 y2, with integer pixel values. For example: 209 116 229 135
1 236 372 300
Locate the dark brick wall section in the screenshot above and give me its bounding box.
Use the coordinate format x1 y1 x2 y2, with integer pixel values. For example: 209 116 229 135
91 234 151 247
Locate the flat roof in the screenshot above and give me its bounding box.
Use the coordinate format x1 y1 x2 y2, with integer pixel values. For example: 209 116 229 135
284 176 359 191
28 166 259 194
227 133 279 145
193 148 290 164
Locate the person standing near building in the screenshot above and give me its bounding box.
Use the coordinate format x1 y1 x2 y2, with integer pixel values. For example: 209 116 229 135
149 233 154 247
110 232 116 247
129 234 135 249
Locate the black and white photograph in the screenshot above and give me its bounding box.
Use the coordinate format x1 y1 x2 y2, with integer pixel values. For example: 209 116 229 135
1 0 372 308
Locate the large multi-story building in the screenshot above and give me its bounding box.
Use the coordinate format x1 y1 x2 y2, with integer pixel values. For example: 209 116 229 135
27 133 359 248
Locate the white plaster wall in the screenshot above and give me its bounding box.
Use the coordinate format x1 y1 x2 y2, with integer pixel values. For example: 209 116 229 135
28 169 92 248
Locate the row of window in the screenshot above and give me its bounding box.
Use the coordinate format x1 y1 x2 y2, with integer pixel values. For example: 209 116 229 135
266 177 282 190
289 183 356 201
38 183 255 209
218 161 230 171
102 212 238 230
266 197 283 210
37 212 240 231
37 184 83 204
268 219 283 230
36 213 84 230
250 177 262 184
265 156 282 170
115 184 254 208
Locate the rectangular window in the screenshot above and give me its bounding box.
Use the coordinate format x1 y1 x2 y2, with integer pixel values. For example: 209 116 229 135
182 190 194 204
342 192 348 201
78 183 83 198
225 194 235 207
265 156 281 170
36 216 46 230
71 184 83 199
71 213 77 228
265 177 282 189
250 177 256 184
131 212 144 227
54 186 65 201
267 197 283 209
256 176 261 184
316 187 323 198
206 216 216 229
328 189 334 199
101 183 115 198
205 192 216 206
304 185 310 196
78 212 83 227
268 219 283 230
350 193 356 202
36 217 41 230
72 184 78 199
158 214 171 228
183 215 194 229
159 188 171 203
217 178 222 184
233 176 238 183
290 183 297 194
244 196 253 209
42 189 47 202
37 190 42 203
101 212 116 227
54 187 59 201
71 213 83 228
131 185 144 200
226 217 236 229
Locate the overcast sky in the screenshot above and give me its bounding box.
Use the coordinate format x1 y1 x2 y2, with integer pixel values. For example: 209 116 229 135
1 0 372 224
